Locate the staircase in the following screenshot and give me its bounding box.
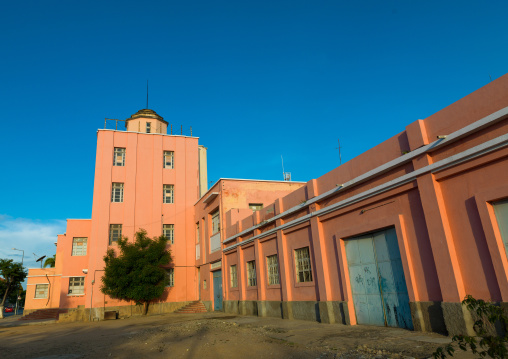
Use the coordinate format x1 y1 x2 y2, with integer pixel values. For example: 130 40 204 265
19 308 67 321
175 301 208 314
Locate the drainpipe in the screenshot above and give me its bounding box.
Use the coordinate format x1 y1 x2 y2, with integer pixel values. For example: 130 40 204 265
90 270 105 322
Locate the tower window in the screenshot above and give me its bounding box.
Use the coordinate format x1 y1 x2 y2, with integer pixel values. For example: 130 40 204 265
163 185 174 204
163 151 174 169
111 183 124 202
109 224 122 244
113 148 126 166
146 122 151 133
72 237 88 256
163 224 174 244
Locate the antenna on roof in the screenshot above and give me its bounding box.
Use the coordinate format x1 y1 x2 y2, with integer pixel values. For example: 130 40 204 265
336 139 342 165
146 80 149 109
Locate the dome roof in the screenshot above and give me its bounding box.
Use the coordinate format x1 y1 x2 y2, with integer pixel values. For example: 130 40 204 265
127 109 168 124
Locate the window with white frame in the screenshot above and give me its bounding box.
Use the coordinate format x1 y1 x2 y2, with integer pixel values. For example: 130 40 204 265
247 260 257 287
111 183 124 202
68 277 85 295
211 210 220 234
166 268 174 287
295 247 313 283
113 148 125 166
34 284 48 299
266 255 280 285
163 184 174 204
230 265 238 288
109 224 122 244
249 203 263 211
72 237 87 256
494 199 508 257
163 224 174 244
163 151 174 169
146 122 151 133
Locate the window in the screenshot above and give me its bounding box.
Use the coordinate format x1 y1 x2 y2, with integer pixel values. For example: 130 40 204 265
494 199 508 257
113 148 125 166
166 268 174 287
163 184 174 204
196 222 200 243
295 247 313 283
266 255 280 285
146 122 151 133
230 265 237 288
111 183 124 202
34 284 48 299
109 224 122 244
211 210 220 234
68 277 85 295
163 224 174 244
72 237 87 256
163 151 174 169
249 203 263 211
247 260 257 287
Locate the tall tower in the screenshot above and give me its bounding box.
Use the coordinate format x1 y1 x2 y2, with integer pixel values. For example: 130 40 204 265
125 109 168 134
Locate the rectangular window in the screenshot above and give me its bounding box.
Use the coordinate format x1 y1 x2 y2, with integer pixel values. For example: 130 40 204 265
266 255 280 285
146 122 151 133
111 183 124 202
113 148 125 166
68 277 85 295
249 203 263 211
211 210 220 234
163 224 174 244
163 151 174 169
247 260 257 287
163 184 174 204
109 224 122 244
295 247 313 283
196 222 200 243
166 268 174 287
494 199 508 258
71 237 87 256
230 265 237 288
34 284 49 299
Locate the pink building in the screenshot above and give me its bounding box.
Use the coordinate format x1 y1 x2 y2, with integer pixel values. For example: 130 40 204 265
25 76 508 336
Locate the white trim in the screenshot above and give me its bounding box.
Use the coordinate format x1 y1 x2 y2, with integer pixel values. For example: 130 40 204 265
27 274 62 278
222 107 508 246
224 133 508 252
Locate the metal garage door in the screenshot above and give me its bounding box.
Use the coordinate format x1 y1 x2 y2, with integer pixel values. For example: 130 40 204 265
345 227 413 329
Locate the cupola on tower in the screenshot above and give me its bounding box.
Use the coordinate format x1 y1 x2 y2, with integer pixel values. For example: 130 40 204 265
125 109 168 134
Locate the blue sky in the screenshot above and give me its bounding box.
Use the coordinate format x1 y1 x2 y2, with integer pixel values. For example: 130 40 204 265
1 0 507 271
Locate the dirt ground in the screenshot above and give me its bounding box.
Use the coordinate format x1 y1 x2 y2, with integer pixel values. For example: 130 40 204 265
0 312 475 359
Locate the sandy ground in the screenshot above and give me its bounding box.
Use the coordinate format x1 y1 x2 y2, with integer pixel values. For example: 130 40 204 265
0 312 475 359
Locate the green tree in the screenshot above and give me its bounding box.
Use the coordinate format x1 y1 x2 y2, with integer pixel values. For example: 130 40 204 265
101 229 172 315
43 255 56 268
433 295 508 359
0 259 27 319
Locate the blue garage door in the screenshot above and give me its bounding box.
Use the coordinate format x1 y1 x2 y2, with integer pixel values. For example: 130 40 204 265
213 270 223 311
345 227 413 330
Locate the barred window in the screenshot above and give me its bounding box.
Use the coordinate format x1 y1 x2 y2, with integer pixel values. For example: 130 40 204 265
266 255 280 285
163 224 174 244
34 284 48 299
111 183 124 202
163 184 174 204
146 122 151 133
68 277 85 295
211 210 220 234
230 265 237 288
113 148 125 166
295 247 313 283
247 260 257 287
166 268 174 287
109 224 122 244
163 151 174 169
249 203 263 211
72 237 87 256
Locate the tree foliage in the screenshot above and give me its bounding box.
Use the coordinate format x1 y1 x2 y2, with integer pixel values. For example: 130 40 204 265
0 259 27 319
101 229 172 315
43 255 56 268
433 295 508 359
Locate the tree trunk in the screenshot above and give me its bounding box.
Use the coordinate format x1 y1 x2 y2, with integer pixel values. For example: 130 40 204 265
143 301 150 315
0 281 11 319
0 306 4 319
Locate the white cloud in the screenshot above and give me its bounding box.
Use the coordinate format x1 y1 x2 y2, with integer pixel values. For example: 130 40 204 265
0 215 66 274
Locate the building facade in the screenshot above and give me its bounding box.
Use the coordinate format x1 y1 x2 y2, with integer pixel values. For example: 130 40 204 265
25 76 508 335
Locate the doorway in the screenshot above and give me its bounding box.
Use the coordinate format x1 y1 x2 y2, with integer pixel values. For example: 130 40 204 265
212 270 223 311
345 227 413 329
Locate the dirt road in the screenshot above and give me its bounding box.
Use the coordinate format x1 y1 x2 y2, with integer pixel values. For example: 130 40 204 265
0 312 472 359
